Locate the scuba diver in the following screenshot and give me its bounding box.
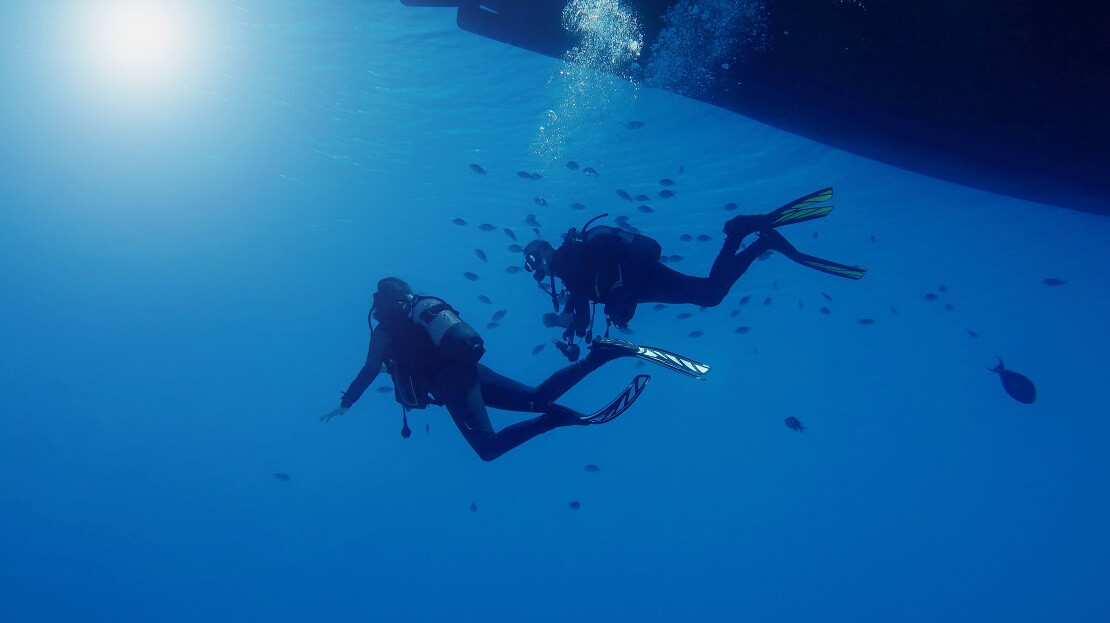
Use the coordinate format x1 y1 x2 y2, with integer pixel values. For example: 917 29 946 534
319 277 649 462
523 187 867 360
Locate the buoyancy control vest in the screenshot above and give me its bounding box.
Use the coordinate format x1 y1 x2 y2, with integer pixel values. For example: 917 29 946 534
406 295 486 365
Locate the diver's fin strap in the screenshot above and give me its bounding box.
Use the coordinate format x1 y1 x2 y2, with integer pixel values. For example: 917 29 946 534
583 374 649 425
779 247 868 280
766 187 834 228
633 344 711 379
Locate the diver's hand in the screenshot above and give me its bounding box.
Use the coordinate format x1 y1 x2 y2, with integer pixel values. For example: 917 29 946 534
320 406 348 423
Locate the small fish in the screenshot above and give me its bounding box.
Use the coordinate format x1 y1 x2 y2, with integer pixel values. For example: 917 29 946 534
470 502 478 512
658 189 675 198
503 228 517 240
492 309 508 322
890 306 898 314
530 172 543 180
478 295 492 304
534 197 548 207
616 189 632 201
763 297 772 306
773 281 779 290
582 167 599 176
634 194 650 201
659 178 675 186
1043 277 1067 286
566 161 579 170
525 214 541 227
517 170 532 179
938 285 948 293
475 248 488 262
614 215 630 223
680 234 692 241
812 231 819 239
375 385 393 393
945 303 954 311
463 272 479 281
626 120 644 129
724 202 738 211
486 321 499 329
870 235 877 243
452 218 468 226
689 330 703 338
696 234 711 242
505 266 522 274
570 202 586 211
988 358 1036 404
858 318 875 325
784 416 805 433
798 301 804 309
968 330 979 339
821 292 832 301
507 244 523 253
532 344 545 355
272 472 291 481
677 312 692 319
652 304 667 311
730 309 741 317
734 326 751 334
679 166 685 174
469 163 487 175
478 223 496 232
924 293 938 301
668 254 683 262
637 205 654 213
584 464 600 473
819 307 831 315
568 500 582 510
738 296 751 305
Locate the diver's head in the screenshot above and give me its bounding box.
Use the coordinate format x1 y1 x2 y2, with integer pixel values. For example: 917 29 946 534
523 240 555 283
372 277 413 323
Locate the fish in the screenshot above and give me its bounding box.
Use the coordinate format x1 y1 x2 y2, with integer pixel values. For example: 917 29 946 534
668 254 683 262
566 161 579 170
724 202 738 211
945 303 954 311
968 330 979 339
463 272 480 281
570 202 586 210
582 167 599 176
452 218 468 226
680 234 692 241
272 472 291 481
532 344 545 355
517 170 533 179
505 266 522 274
616 189 632 200
475 249 488 262
688 330 703 338
734 326 751 334
773 281 779 290
478 295 492 304
492 309 508 321
584 464 600 473
924 293 938 301
525 214 541 227
1043 277 1066 286
507 244 523 253
870 235 877 243
858 318 875 325
784 416 805 432
652 304 667 311
677 312 692 319
890 306 898 314
819 307 831 315
763 297 772 306
503 228 517 240
530 172 543 180
798 301 804 309
568 500 582 510
469 163 487 175
821 292 832 301
637 205 654 213
614 215 630 223
679 166 685 173
738 296 751 305
658 189 675 198
696 234 711 241
988 358 1036 404
938 285 948 293
634 194 650 201
730 309 741 317
659 178 675 186
478 223 496 232
812 231 819 239
486 321 499 329
375 386 393 393
470 502 478 512
534 197 548 207
626 120 644 129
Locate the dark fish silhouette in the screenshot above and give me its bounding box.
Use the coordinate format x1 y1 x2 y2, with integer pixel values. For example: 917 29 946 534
534 197 548 207
689 330 703 338
870 235 876 243
492 309 508 322
530 172 543 180
938 284 948 293
504 228 517 240
470 502 478 512
798 301 804 309
568 500 582 510
819 307 831 315
989 358 1036 404
730 309 741 317
677 312 692 319
658 189 675 198
532 344 545 355
507 244 523 253
478 223 496 232
566 161 579 170
968 330 979 339
525 214 541 227
945 303 954 311
679 233 692 241
634 194 650 201
652 304 667 311
463 272 480 281
478 295 492 304
738 296 751 305
734 326 751 334
475 249 488 262
812 231 819 239
858 318 875 325
668 254 683 262
696 234 711 241
638 205 654 213
924 293 938 301
1043 278 1066 286
659 178 675 186
821 292 832 301
505 266 522 274
517 170 532 179
616 189 632 200
570 202 586 210
890 306 898 314
469 163 487 175
724 202 739 211
452 218 468 226
584 464 600 473
626 120 644 129
582 167 599 176
375 385 393 393
679 166 685 173
272 472 291 481
784 416 805 432
486 321 499 329
763 297 772 306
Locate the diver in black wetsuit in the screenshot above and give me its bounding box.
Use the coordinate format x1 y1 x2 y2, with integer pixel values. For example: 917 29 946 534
320 277 637 462
523 188 866 359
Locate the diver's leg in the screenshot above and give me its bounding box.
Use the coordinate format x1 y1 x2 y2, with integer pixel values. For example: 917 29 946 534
635 263 728 307
478 357 618 413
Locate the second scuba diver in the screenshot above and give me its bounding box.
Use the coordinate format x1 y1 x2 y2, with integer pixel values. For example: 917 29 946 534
320 278 649 462
522 187 867 360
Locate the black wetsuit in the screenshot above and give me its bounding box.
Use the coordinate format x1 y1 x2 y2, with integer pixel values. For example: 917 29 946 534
551 226 770 334
341 311 612 461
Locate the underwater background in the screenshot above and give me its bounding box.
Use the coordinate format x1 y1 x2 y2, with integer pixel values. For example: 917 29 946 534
2 1 1108 621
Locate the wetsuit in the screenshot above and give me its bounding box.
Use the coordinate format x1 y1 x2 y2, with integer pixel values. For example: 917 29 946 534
550 225 771 334
342 311 614 461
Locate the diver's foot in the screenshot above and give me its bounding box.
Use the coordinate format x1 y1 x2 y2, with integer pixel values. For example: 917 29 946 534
542 405 590 428
587 336 639 365
723 214 767 239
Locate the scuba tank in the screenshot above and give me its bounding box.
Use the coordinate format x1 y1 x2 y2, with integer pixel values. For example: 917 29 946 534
407 295 485 365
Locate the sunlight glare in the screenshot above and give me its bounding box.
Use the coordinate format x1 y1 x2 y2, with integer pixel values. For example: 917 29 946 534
86 1 193 88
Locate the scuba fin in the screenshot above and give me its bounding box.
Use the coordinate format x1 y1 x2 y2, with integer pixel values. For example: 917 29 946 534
591 336 711 380
779 249 868 280
582 374 650 425
724 187 834 237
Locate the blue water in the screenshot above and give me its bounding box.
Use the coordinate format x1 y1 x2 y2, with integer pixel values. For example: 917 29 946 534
2 1 1109 621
